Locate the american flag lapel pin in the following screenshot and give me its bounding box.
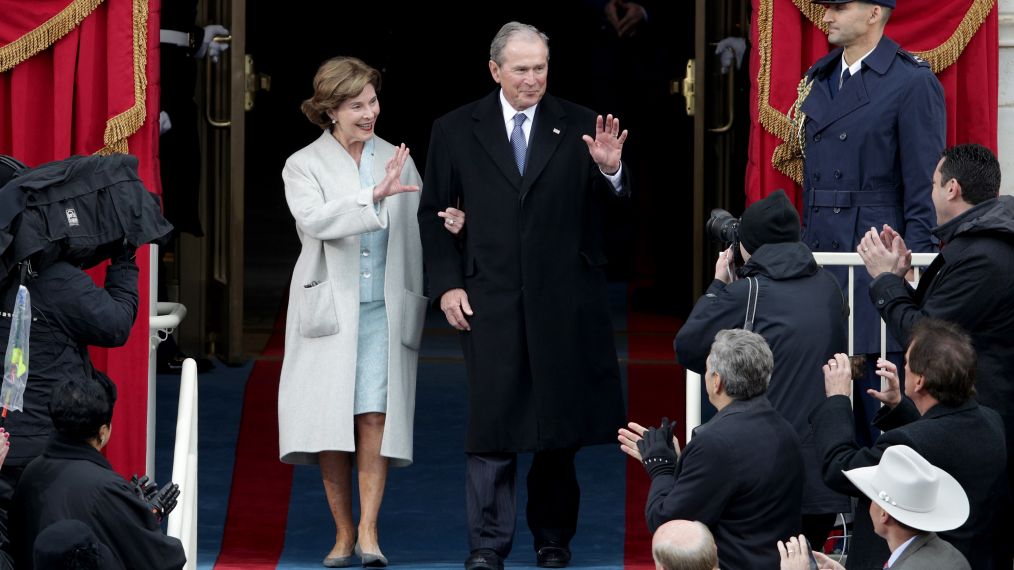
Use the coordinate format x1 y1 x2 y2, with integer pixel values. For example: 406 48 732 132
553 128 560 135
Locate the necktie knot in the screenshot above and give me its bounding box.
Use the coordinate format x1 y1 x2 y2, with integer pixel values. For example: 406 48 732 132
511 113 528 175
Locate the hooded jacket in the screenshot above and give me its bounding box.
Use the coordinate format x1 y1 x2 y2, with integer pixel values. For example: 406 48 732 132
675 241 849 514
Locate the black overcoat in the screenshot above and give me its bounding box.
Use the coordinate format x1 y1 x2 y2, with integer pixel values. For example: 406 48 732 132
800 35 945 354
9 435 186 570
418 91 626 453
645 397 804 570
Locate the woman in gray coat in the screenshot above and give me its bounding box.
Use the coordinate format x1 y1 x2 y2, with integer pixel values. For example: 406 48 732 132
279 57 424 568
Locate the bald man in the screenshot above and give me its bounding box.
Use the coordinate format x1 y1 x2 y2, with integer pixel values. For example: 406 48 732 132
652 520 719 570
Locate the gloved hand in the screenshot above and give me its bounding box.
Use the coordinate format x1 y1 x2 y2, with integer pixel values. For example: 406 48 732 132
637 417 677 477
149 482 181 522
158 111 172 135
130 474 159 503
715 36 747 74
196 24 230 62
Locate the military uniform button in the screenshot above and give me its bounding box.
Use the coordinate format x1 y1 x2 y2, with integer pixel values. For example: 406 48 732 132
812 240 820 248
814 133 822 142
833 207 841 214
839 132 847 141
834 170 842 179
877 298 886 306
832 240 840 249
813 172 821 181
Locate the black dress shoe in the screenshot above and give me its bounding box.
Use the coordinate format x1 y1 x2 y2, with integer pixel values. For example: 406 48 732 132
464 548 503 570
536 545 572 568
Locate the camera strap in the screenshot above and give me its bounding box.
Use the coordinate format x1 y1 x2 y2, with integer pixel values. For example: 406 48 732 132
743 277 759 332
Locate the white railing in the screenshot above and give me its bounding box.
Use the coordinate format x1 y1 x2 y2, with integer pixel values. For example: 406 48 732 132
683 252 937 442
167 357 198 570
147 244 188 476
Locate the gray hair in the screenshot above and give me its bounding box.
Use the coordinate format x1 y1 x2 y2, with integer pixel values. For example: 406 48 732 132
489 21 550 66
706 329 772 399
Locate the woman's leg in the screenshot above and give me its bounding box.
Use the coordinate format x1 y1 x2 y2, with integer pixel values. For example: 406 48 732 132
354 412 389 553
319 451 356 557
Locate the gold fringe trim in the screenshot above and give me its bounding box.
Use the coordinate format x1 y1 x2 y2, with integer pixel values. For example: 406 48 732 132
96 0 148 156
0 0 105 73
758 0 806 182
761 0 995 182
791 0 994 74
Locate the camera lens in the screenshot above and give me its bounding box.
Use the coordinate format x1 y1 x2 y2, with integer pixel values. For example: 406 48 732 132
706 208 740 244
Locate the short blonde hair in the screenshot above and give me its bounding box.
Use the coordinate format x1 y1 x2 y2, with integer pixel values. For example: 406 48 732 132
300 56 381 129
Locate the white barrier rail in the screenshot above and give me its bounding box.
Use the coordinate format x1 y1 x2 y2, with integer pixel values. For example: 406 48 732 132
167 358 198 570
684 252 938 443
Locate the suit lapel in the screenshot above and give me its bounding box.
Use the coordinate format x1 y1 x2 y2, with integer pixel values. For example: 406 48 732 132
472 91 523 190
521 96 566 198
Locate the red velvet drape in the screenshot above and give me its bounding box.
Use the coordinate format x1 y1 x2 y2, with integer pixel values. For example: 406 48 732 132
0 0 161 477
746 0 999 206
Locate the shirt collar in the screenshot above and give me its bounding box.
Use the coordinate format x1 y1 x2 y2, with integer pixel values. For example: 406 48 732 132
887 535 920 567
840 44 877 78
499 90 537 130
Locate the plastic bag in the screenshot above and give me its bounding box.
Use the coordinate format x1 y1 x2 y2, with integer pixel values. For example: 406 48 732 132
2 285 31 413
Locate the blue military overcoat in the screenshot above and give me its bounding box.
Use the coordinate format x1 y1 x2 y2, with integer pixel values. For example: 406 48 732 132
800 35 945 354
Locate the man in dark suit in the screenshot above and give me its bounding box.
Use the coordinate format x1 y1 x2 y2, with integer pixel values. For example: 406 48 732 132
418 21 629 570
812 318 1006 570
799 0 945 445
620 329 804 570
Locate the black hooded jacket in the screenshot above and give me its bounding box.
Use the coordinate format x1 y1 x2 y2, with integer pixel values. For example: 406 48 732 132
675 241 849 514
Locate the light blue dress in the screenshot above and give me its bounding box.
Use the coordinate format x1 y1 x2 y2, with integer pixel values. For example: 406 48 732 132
354 137 389 415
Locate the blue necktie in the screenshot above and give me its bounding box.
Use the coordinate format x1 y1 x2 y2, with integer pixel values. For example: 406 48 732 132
511 113 527 175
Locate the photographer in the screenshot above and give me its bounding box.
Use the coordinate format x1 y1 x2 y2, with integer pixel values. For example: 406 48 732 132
674 190 849 547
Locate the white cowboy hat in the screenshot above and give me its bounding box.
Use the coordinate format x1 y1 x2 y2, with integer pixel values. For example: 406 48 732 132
843 445 969 532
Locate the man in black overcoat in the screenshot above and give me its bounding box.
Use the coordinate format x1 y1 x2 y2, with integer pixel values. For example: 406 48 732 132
620 329 804 570
418 21 628 570
812 318 1007 570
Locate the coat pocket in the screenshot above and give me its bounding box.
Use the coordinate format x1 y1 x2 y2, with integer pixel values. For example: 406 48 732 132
298 280 340 338
401 289 429 350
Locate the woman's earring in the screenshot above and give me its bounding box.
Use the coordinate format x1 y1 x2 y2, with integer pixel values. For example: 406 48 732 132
330 118 336 125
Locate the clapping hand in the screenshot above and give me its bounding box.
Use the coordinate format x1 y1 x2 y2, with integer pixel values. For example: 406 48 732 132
372 144 420 202
869 357 903 407
150 482 181 522
858 224 911 279
822 353 853 397
582 115 627 176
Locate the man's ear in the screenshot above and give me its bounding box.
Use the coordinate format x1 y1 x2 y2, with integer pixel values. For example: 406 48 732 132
949 178 964 204
909 372 926 395
488 60 501 84
711 373 724 396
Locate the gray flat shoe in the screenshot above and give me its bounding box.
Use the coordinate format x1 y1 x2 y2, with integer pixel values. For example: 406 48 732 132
322 553 357 568
355 543 388 567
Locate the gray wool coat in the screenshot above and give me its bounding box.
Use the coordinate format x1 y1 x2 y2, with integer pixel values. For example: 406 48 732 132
278 132 426 467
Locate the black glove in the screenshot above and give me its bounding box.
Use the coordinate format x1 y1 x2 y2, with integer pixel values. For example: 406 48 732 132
130 474 158 503
637 417 677 478
149 482 181 523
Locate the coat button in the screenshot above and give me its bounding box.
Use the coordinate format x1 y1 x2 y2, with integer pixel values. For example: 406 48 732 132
362 271 371 279
832 240 840 249
839 132 847 141
812 240 820 248
813 133 822 142
834 170 842 179
813 172 821 181
362 249 370 257
877 298 886 306
833 207 841 214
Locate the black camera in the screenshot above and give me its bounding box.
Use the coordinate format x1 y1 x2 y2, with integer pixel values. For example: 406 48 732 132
706 208 744 269
706 208 740 245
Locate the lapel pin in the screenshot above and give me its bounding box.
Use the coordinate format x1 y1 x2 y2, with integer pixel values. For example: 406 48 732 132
552 128 560 135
